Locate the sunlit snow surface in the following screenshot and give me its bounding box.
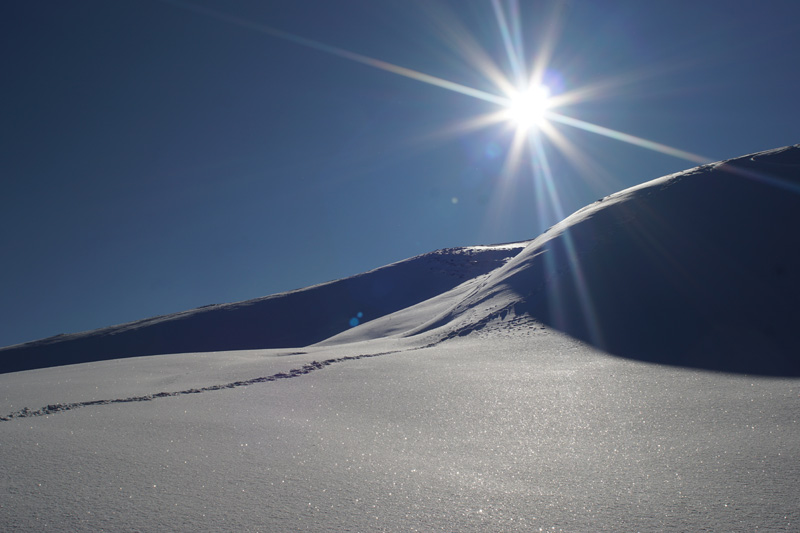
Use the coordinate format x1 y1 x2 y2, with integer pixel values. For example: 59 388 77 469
2 146 800 530
1 332 798 531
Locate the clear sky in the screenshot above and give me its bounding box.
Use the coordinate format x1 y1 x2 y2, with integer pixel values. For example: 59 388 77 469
2 0 799 348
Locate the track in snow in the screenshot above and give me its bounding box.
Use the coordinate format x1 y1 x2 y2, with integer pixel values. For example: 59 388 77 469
0 349 404 421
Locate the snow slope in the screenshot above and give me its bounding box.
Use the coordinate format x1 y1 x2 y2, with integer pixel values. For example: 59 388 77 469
1 146 800 531
1 333 798 531
0 244 525 373
326 145 800 375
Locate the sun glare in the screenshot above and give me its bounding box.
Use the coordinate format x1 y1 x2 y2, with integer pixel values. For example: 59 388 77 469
168 0 711 172
506 85 552 130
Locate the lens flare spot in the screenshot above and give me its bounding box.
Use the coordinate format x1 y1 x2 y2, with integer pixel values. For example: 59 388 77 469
485 142 501 159
349 311 364 327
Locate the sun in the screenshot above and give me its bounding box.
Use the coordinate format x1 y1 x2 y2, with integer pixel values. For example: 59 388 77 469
505 85 552 130
170 1 711 166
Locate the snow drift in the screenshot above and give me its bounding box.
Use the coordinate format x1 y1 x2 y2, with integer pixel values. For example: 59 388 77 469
412 145 800 375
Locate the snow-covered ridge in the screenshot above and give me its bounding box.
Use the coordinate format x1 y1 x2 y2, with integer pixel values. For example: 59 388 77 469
2 146 799 376
407 145 800 374
0 242 526 373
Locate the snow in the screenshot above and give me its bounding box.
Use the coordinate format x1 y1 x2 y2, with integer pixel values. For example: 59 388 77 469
1 146 800 530
0 243 524 373
410 145 800 375
1 333 798 531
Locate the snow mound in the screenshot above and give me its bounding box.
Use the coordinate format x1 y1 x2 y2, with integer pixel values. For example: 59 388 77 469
412 145 800 375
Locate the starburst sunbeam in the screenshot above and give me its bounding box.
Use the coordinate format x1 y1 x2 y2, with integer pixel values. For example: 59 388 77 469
163 0 709 173
537 120 623 195
546 112 712 165
526 1 567 92
491 0 526 87
528 133 604 347
159 0 510 107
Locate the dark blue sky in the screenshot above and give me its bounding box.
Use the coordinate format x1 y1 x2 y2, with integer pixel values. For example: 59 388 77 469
2 0 798 348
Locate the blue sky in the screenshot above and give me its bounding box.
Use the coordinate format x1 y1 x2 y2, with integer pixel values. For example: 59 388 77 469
2 0 799 348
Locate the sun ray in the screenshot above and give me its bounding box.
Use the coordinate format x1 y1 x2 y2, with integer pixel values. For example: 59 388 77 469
526 1 567 90
528 133 604 347
491 0 526 87
547 56 708 109
507 0 528 81
481 124 530 236
546 112 712 165
414 111 510 145
537 120 626 195
159 0 510 107
504 124 530 177
718 161 800 195
418 0 517 97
